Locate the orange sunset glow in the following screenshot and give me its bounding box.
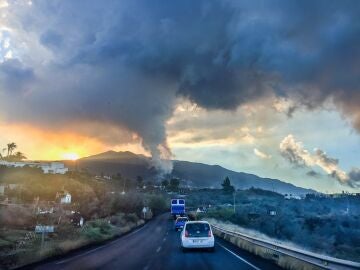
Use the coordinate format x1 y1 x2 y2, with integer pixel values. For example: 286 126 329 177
0 123 150 161
61 153 79 161
0 124 112 160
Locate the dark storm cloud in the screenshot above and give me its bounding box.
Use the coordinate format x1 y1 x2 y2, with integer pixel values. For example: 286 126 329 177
348 169 360 188
0 59 34 93
40 30 63 49
1 0 360 172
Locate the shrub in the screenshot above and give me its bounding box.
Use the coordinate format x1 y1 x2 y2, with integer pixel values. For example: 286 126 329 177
111 193 144 214
0 206 35 228
109 214 126 226
124 213 139 224
81 220 113 242
148 195 167 216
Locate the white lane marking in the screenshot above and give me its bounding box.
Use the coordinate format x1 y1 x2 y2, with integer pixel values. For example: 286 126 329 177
156 246 161 253
217 243 262 270
55 225 147 265
163 237 166 242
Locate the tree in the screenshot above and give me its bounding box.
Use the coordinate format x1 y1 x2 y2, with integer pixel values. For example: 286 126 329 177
221 176 235 193
136 176 143 188
161 179 169 189
7 142 17 157
148 195 167 215
113 172 122 180
13 152 26 161
169 178 180 192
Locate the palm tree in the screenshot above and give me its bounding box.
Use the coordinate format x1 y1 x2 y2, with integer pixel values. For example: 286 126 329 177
14 152 26 161
0 148 6 160
7 142 17 157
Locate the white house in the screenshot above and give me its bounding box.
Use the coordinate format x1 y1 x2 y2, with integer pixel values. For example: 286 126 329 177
0 160 68 174
284 194 302 200
269 210 277 216
8 184 20 190
60 193 72 204
40 162 68 174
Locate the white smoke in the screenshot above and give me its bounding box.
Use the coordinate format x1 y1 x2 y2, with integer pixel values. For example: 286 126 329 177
280 134 350 185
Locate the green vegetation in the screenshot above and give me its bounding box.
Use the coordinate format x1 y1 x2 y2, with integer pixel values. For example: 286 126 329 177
147 194 167 215
0 165 170 269
2 158 359 267
221 176 235 194
168 178 180 192
187 187 360 262
0 214 144 269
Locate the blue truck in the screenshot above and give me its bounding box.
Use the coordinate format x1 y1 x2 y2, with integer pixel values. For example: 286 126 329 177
171 199 185 219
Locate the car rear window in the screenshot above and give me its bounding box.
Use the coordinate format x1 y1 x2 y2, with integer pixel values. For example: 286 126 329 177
177 218 188 222
185 223 210 237
171 199 177 204
179 199 185 204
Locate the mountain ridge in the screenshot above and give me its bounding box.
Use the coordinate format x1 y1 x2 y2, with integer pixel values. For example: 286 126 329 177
69 151 316 195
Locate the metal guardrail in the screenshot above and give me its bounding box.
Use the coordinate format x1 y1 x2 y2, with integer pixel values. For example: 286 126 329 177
211 225 360 270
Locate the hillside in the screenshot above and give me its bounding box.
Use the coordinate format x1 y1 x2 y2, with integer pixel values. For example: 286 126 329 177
66 151 316 195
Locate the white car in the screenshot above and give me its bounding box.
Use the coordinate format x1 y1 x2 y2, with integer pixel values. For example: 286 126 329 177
180 221 215 252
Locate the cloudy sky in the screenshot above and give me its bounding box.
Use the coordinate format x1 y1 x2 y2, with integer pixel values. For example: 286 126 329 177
0 0 359 193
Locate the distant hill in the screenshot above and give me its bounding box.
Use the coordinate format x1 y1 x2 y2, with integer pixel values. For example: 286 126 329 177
65 151 316 195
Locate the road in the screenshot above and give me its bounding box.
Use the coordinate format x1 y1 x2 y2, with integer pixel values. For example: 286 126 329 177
26 214 282 270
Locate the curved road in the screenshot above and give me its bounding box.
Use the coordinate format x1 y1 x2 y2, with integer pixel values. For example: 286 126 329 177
27 214 282 270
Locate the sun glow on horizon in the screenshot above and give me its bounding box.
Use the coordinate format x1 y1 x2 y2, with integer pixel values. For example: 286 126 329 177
61 152 79 161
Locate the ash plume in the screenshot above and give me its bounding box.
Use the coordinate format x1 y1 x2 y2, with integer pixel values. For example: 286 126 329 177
0 0 359 173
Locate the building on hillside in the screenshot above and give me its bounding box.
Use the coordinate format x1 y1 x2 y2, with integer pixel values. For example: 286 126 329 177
71 212 84 227
284 194 302 200
59 193 72 204
8 184 20 190
56 191 72 204
269 210 277 216
37 206 54 214
0 160 68 174
0 185 5 195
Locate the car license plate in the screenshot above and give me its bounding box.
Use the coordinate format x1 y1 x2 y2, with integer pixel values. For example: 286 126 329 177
193 240 202 243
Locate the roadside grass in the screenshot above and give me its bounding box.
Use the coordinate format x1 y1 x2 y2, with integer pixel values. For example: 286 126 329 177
0 238 12 249
277 256 322 270
215 229 323 270
0 229 29 243
0 213 144 269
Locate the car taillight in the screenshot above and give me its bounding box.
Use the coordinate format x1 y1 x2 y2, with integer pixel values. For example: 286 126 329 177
185 230 189 237
208 230 212 237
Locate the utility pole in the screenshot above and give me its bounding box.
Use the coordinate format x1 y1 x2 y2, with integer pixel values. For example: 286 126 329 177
41 230 45 250
121 178 127 195
233 191 236 213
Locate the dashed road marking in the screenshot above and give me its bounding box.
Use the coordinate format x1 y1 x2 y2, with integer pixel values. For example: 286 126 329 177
156 246 161 253
217 243 262 270
163 237 166 242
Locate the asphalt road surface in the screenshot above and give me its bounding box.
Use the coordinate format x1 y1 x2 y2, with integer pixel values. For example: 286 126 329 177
27 214 282 270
